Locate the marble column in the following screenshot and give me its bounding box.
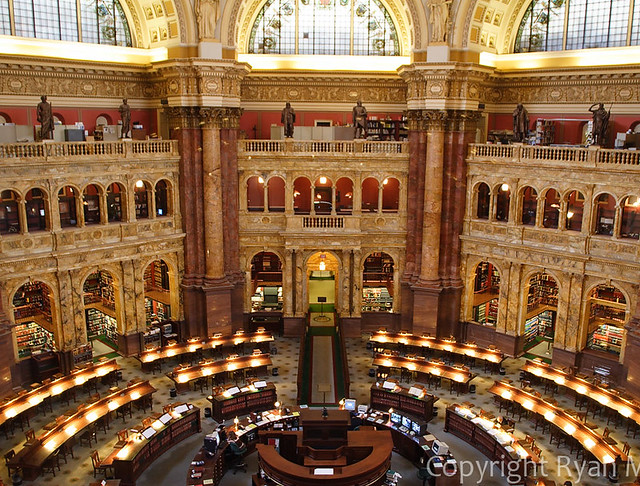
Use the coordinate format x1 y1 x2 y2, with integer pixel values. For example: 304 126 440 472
18 200 28 234
283 249 293 316
58 270 79 352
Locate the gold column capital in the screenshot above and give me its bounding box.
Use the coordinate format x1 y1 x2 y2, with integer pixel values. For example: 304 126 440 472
200 107 243 129
406 109 482 131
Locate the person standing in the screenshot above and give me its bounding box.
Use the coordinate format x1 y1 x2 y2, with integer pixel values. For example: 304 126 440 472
512 104 529 142
281 102 295 138
353 100 368 139
119 98 131 139
37 95 54 140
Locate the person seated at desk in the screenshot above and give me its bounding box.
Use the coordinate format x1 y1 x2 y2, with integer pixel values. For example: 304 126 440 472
225 430 247 474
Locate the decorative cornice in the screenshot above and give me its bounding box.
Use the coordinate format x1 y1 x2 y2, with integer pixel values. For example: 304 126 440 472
200 107 243 128
165 106 202 129
406 108 481 131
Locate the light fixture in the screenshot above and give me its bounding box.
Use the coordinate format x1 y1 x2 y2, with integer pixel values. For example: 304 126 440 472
319 261 326 271
135 180 144 188
258 176 264 184
293 190 300 198
567 211 574 219
501 183 509 192
319 176 327 184
383 178 389 185
316 193 322 199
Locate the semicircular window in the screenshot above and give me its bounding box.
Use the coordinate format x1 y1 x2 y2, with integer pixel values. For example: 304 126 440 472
515 0 640 53
2 0 132 46
248 0 399 55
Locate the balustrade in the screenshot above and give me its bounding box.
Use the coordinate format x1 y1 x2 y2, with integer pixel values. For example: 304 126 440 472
0 140 179 161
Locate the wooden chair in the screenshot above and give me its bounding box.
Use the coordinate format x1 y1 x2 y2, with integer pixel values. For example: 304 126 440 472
115 429 129 448
90 450 110 478
58 441 74 462
24 428 36 443
603 427 618 446
623 442 631 456
116 402 132 422
78 425 97 448
4 449 20 477
41 450 61 477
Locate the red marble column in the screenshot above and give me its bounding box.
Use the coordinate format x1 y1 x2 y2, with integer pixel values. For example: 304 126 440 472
623 293 640 397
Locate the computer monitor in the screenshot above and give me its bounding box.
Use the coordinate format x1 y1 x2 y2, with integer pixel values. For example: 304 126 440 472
390 412 401 424
401 416 412 429
411 421 425 435
344 399 356 411
204 432 218 454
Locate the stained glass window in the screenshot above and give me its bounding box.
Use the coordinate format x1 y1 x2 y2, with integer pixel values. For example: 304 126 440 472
515 0 638 52
5 0 132 46
248 0 400 55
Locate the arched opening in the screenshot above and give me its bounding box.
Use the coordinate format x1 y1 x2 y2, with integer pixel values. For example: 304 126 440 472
155 179 171 216
335 177 353 214
293 177 311 214
134 180 150 219
620 195 640 239
83 270 119 354
523 272 558 361
362 252 394 312
251 252 283 312
594 193 616 236
106 182 125 222
476 183 490 219
314 176 332 214
586 284 626 356
144 260 172 325
26 188 47 232
382 177 399 212
472 261 500 326
58 185 78 228
83 184 101 225
308 251 338 315
267 176 285 212
247 175 265 211
566 190 585 231
13 281 56 359
542 188 561 228
495 183 510 222
521 186 537 225
361 177 378 212
0 190 20 234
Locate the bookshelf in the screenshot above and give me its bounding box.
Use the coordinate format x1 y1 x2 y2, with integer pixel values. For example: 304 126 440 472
13 282 52 322
535 119 555 145
588 324 623 355
526 273 558 312
366 118 407 141
72 343 93 366
208 383 277 422
15 321 55 358
473 298 498 325
362 287 392 312
85 308 118 344
370 384 436 421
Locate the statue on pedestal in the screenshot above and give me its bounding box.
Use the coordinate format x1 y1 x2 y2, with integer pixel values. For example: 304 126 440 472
353 100 368 139
37 95 54 140
589 102 610 146
118 98 131 138
281 102 296 138
428 0 452 43
512 104 529 143
196 0 219 40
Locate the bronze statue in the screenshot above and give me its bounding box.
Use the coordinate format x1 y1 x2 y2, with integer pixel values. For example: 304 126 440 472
353 100 368 139
589 102 610 146
37 95 54 140
281 102 295 138
512 104 529 143
119 98 131 138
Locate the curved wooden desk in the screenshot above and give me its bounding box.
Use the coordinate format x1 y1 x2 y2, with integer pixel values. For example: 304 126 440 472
257 428 393 486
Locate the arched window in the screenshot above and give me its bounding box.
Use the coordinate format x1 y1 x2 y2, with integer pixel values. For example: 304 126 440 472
0 190 20 234
58 186 78 228
495 183 510 222
247 176 265 211
542 189 560 228
515 0 639 53
26 188 47 232
268 177 285 212
521 186 537 225
155 180 171 216
594 193 615 236
106 183 124 222
83 184 101 225
476 183 490 219
620 195 640 239
382 177 399 212
361 177 378 212
566 190 584 232
134 180 149 219
248 0 400 56
293 177 311 214
7 0 132 46
336 177 353 214
314 176 332 214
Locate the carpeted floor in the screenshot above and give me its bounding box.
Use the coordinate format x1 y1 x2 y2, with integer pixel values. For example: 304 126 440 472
2 333 640 485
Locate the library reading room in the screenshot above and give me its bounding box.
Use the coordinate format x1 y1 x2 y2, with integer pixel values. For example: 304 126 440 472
0 0 640 485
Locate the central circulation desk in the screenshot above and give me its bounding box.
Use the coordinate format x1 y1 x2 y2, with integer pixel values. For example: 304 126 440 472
103 403 201 486
207 382 277 422
445 404 540 485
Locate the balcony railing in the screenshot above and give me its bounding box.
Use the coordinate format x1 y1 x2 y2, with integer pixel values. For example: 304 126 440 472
469 144 640 169
0 140 179 161
240 139 408 154
302 216 344 229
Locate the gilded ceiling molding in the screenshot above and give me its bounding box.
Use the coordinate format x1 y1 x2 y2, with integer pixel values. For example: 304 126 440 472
173 0 189 44
121 0 144 47
460 0 477 49
400 63 492 104
502 0 528 53
242 74 407 104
